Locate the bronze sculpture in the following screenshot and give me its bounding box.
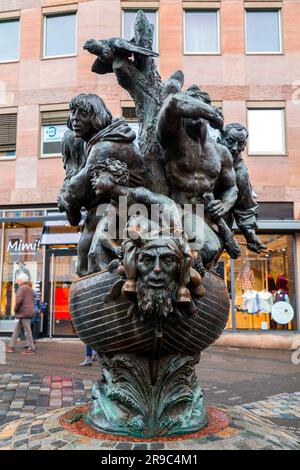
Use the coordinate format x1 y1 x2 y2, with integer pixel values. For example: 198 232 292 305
58 11 263 438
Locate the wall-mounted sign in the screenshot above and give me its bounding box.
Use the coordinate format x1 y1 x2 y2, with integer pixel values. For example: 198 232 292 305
43 124 67 143
271 301 294 325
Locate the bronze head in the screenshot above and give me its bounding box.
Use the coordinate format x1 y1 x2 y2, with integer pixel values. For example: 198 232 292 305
219 123 249 160
68 93 112 142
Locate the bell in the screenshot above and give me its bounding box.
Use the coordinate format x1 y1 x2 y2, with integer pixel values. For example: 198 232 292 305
192 285 206 298
176 286 192 303
117 265 125 276
122 280 136 294
190 268 202 287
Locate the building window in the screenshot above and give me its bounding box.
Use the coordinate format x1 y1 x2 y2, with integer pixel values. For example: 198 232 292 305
232 234 297 331
184 10 220 54
0 18 20 62
123 10 158 52
0 223 43 323
44 13 77 58
246 9 282 53
122 107 139 147
247 108 285 155
41 110 69 156
0 113 17 158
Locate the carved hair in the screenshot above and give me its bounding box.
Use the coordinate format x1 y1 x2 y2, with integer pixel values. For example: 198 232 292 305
68 93 112 131
222 123 249 139
90 158 129 186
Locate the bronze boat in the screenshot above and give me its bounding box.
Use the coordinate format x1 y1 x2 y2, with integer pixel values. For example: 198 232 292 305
70 269 230 356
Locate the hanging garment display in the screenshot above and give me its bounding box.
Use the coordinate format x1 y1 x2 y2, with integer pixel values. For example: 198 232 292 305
237 267 254 291
258 290 273 313
243 289 260 314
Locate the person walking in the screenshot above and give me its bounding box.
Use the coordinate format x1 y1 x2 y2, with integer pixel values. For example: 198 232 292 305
6 273 36 355
79 345 97 366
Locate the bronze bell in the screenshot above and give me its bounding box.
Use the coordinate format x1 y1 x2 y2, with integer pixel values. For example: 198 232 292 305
122 279 136 294
193 285 206 298
176 286 192 303
190 267 202 287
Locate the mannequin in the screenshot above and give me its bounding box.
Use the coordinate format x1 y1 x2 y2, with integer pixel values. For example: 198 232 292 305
258 288 273 314
243 288 260 314
237 258 254 292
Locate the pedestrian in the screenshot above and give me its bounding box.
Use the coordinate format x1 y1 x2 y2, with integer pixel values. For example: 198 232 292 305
79 345 97 366
5 273 36 355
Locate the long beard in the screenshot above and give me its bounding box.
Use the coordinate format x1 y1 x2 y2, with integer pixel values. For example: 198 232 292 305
136 280 176 319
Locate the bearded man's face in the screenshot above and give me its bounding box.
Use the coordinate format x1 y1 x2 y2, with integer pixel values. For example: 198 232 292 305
136 246 179 318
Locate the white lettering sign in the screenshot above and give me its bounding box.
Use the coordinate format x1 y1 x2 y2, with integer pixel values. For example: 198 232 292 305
7 239 40 254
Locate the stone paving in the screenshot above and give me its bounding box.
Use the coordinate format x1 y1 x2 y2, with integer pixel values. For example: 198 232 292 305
0 372 300 449
0 372 92 426
0 404 299 450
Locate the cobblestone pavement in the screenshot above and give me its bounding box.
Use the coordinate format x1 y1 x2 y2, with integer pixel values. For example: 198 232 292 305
0 404 299 450
0 372 93 427
0 341 300 449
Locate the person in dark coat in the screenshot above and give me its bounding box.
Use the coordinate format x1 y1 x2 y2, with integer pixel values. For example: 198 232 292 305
6 274 36 355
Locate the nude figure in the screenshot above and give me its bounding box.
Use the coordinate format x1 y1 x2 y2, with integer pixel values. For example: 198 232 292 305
157 82 239 268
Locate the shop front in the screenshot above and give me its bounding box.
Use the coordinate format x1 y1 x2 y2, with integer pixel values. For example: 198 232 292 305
0 208 299 344
0 209 80 337
219 231 299 333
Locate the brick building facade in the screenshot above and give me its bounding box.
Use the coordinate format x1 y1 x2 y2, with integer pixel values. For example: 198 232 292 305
0 0 299 345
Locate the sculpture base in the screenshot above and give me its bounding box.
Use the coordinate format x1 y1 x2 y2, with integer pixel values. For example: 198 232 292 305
86 353 207 438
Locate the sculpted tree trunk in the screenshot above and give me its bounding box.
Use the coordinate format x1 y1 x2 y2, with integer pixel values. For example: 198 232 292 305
86 11 168 194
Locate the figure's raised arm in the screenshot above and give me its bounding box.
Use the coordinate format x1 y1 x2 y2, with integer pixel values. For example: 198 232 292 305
157 92 224 146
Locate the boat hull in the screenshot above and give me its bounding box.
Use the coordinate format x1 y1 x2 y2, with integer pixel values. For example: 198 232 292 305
70 269 230 356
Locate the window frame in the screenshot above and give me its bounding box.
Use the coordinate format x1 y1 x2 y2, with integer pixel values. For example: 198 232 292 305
43 12 77 60
0 109 18 161
245 8 283 55
0 17 20 64
121 8 159 53
183 8 221 55
247 106 287 156
40 107 69 158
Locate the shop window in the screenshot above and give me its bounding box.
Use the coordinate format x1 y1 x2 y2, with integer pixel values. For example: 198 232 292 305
44 13 77 58
247 108 285 155
233 234 297 331
0 223 43 324
0 18 20 62
184 10 220 54
122 107 139 146
41 109 69 156
122 9 158 52
246 9 282 54
0 113 17 158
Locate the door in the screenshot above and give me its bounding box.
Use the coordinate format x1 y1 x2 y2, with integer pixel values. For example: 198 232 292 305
46 250 78 336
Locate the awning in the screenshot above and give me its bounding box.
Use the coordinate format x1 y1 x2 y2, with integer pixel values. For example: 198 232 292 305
40 219 81 246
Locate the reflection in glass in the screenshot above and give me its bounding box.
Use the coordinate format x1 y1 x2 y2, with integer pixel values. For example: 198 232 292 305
0 224 43 322
0 19 19 61
233 234 296 331
248 109 285 154
45 13 76 57
185 11 219 53
246 10 280 53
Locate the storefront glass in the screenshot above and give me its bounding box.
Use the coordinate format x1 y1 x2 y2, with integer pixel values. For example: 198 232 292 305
49 253 78 336
0 222 43 325
233 234 297 331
